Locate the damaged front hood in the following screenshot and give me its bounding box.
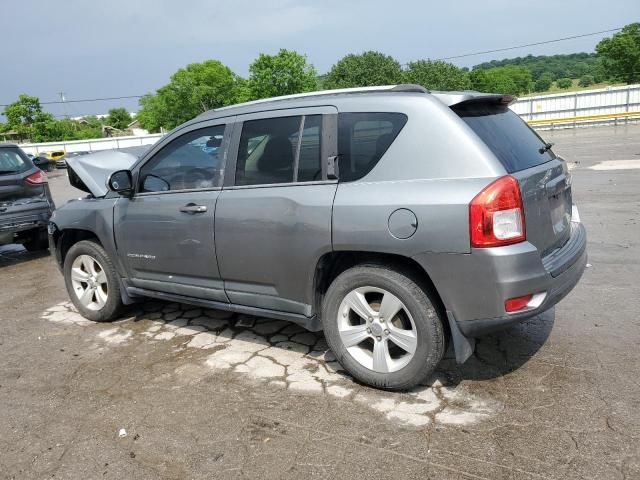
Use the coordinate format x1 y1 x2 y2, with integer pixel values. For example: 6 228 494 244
66 150 139 197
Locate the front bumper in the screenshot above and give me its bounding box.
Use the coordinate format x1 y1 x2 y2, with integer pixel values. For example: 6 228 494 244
414 221 587 338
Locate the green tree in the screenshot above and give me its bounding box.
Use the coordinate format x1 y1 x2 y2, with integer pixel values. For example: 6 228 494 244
137 60 245 131
247 49 317 100
3 94 47 140
578 74 595 87
556 78 572 89
534 72 554 92
324 51 403 89
469 66 532 95
403 60 470 90
596 23 640 83
106 107 132 130
136 94 168 133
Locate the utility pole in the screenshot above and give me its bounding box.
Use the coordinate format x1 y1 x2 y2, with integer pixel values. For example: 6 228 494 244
59 92 68 118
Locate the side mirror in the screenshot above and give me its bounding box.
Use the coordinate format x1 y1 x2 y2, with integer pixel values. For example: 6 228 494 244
141 174 170 193
108 170 133 196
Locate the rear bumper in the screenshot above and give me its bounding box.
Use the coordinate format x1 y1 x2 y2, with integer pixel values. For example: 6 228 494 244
457 241 586 337
414 221 587 338
0 208 52 234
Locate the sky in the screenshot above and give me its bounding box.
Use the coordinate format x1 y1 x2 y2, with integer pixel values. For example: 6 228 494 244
1 0 637 119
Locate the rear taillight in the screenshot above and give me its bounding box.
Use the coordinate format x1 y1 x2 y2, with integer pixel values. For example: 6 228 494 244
25 170 48 185
469 175 525 248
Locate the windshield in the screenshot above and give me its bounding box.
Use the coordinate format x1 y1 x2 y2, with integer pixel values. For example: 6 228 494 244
453 103 555 173
0 149 29 174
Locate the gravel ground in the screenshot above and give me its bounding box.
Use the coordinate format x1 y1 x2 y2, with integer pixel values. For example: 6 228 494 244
1 124 639 479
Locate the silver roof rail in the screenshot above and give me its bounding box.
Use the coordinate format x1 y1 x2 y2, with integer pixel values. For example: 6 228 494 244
210 84 428 113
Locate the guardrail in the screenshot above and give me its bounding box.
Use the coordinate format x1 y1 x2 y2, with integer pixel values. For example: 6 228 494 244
17 133 163 156
512 84 640 129
527 110 640 129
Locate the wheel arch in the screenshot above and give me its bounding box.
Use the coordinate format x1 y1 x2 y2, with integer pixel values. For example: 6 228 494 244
52 228 102 268
312 251 448 327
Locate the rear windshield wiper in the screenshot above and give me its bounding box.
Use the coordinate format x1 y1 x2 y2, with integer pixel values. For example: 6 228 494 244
538 142 554 154
0 170 18 174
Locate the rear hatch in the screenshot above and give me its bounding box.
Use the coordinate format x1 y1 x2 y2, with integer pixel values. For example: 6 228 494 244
453 101 572 256
0 148 50 220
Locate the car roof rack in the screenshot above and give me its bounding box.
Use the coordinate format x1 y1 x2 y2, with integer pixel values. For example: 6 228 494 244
211 84 429 113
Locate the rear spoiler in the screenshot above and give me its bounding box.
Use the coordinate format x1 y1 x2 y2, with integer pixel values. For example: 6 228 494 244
430 91 517 108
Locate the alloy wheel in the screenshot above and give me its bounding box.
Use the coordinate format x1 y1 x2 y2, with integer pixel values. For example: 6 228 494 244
337 286 418 373
70 254 109 311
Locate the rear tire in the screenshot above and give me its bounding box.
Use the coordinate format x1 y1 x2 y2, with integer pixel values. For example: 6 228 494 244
322 264 445 390
63 240 123 322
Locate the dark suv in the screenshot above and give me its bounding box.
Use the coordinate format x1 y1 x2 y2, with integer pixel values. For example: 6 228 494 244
0 144 55 251
49 85 587 390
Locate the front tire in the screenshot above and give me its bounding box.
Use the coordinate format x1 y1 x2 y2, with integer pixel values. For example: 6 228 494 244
63 240 123 322
322 264 445 390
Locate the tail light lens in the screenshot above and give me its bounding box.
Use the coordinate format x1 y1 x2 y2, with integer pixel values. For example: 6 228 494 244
505 294 533 312
25 170 48 185
470 175 525 248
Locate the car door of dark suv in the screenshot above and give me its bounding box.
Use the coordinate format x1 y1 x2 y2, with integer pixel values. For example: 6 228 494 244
215 107 338 317
113 121 232 301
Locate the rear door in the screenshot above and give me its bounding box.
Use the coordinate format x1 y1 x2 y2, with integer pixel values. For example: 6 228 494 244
454 103 572 256
215 107 338 316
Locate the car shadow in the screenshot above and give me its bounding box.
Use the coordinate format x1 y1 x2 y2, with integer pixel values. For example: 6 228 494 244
0 244 51 269
437 308 555 385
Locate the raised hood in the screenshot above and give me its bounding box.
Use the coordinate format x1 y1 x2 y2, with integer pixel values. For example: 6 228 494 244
66 150 139 197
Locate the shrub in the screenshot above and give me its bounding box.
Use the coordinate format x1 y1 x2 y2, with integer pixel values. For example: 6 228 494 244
534 72 554 92
578 74 595 87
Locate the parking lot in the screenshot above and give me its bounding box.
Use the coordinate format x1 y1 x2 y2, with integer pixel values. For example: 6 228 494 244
1 124 639 479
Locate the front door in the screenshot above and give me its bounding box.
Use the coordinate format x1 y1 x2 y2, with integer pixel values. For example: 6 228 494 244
215 109 338 316
115 123 230 301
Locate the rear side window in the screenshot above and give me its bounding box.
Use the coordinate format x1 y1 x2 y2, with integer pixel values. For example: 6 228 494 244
236 116 301 186
338 112 407 182
453 104 554 173
0 149 29 174
296 115 322 182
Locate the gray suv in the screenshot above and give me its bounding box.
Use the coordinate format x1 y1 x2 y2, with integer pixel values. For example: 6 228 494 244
49 85 587 390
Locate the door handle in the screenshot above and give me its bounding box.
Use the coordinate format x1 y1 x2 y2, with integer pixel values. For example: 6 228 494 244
179 204 207 214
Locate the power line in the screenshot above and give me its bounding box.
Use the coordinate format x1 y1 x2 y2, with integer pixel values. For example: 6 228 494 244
0 26 626 109
434 27 623 62
0 94 145 108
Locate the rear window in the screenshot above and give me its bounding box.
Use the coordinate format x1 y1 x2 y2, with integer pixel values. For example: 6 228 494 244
0 149 29 174
338 112 407 182
453 104 554 173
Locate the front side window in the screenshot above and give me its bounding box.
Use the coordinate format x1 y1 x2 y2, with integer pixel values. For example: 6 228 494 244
140 125 226 192
338 112 408 182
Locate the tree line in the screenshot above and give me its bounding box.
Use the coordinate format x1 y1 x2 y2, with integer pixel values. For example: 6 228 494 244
0 95 133 143
137 22 640 132
2 23 638 139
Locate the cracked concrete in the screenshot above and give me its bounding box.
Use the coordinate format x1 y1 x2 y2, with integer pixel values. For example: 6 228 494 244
1 124 640 479
41 300 497 428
